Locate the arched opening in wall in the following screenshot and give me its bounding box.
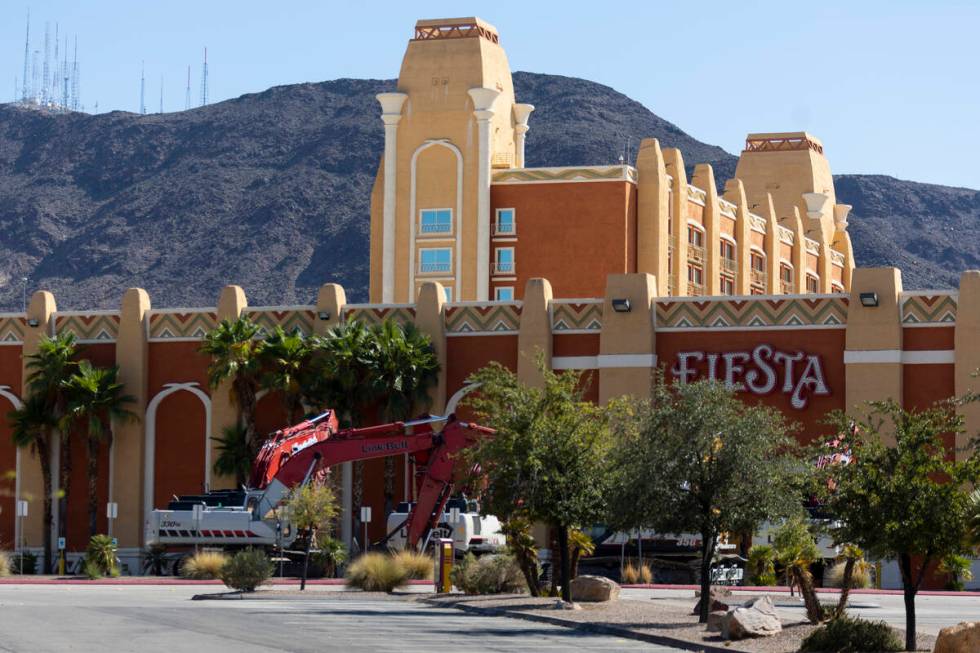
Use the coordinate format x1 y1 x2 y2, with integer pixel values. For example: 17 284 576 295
0 395 20 547
255 391 290 438
65 419 110 551
153 390 208 511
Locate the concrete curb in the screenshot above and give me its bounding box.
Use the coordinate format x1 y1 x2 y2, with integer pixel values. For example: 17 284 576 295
422 597 736 653
620 583 980 597
0 578 432 587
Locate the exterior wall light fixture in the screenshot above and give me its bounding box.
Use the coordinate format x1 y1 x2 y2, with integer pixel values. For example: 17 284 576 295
26 318 39 327
317 311 331 321
611 298 631 313
859 292 879 308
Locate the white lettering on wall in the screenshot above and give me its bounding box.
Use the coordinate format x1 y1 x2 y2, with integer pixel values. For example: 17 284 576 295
670 344 830 410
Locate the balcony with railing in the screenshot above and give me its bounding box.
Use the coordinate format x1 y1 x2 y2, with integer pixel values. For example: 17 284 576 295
420 261 451 274
688 282 704 296
492 261 516 276
750 269 767 292
721 257 737 274
492 222 516 237
780 280 795 294
419 222 452 235
688 244 705 263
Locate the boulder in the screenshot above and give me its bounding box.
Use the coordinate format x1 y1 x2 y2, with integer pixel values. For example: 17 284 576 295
692 586 731 614
570 575 621 602
721 596 782 640
934 621 980 653
707 611 726 632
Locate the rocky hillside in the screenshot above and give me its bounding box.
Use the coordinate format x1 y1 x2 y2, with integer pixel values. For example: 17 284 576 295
0 72 973 310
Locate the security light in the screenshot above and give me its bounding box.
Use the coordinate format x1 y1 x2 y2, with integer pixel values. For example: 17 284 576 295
611 298 631 313
859 292 879 308
26 318 39 327
317 311 331 321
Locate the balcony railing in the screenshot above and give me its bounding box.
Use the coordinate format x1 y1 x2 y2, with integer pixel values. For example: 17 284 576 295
688 244 704 263
721 257 737 274
780 280 795 294
419 222 452 234
750 269 766 286
420 262 451 273
492 223 516 237
492 262 516 275
688 282 704 296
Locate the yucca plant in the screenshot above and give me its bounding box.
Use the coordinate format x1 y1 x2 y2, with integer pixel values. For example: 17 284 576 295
938 553 974 592
829 544 871 618
747 544 777 586
84 534 119 578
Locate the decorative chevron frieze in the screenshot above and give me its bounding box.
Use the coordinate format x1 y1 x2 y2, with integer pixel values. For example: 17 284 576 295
54 312 121 341
552 301 603 332
656 296 849 329
446 304 521 334
344 305 417 327
245 307 316 336
148 311 218 339
900 293 957 324
0 317 26 343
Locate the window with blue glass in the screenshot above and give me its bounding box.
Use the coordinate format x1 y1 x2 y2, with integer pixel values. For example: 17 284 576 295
495 247 514 274
419 208 452 234
495 208 515 235
419 248 452 273
495 286 514 301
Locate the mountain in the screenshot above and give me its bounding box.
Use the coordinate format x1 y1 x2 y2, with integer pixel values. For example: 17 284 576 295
0 72 974 310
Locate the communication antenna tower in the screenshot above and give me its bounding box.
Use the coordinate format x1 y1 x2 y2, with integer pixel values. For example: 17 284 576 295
21 10 30 101
42 22 50 104
70 37 79 111
159 75 164 113
140 61 146 114
185 65 191 110
51 23 59 102
199 47 208 107
61 36 69 110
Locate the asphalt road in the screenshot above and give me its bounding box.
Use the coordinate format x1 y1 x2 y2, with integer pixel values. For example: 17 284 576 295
0 585 682 653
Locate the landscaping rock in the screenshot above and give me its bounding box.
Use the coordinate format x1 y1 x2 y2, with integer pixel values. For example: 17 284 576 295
570 575 620 602
706 610 726 632
721 596 782 640
691 586 730 614
934 621 980 653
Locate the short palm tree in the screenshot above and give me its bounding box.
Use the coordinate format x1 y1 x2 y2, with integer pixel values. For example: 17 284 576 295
366 321 439 516
261 326 311 424
201 317 264 452
64 360 137 537
9 393 58 573
211 424 252 487
25 333 78 553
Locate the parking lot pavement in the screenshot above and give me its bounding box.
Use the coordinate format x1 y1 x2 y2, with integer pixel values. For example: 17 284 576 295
623 587 980 636
0 585 682 653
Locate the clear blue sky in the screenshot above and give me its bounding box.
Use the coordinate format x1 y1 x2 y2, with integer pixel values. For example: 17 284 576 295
3 1 979 189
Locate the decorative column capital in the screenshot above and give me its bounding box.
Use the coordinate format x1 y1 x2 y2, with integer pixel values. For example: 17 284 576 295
468 87 500 114
513 103 534 129
802 192 831 221
833 204 852 231
376 92 408 124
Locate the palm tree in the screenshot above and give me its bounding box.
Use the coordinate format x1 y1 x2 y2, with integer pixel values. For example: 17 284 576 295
64 360 137 537
201 317 264 452
25 333 78 554
211 424 252 487
366 321 439 517
9 394 58 573
261 326 311 424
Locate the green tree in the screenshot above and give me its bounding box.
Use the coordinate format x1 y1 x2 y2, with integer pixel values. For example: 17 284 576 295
25 333 78 562
211 424 252 487
463 360 613 603
201 317 265 453
818 400 980 651
608 378 802 622
367 320 439 517
285 482 338 590
64 360 137 537
9 393 58 573
261 326 312 424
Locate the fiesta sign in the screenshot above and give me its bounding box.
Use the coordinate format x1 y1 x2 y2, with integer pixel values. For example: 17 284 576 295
669 344 830 409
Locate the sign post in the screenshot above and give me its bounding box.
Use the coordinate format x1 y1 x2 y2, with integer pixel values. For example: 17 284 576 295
106 502 118 538
15 501 27 574
192 504 204 554
57 536 66 575
435 538 454 593
360 506 372 553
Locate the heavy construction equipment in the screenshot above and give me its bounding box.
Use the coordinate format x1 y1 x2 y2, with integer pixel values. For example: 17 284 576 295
144 410 501 562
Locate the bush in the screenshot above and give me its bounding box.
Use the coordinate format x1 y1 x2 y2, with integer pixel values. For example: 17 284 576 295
826 561 871 589
393 549 433 581
220 548 273 592
307 535 348 579
346 552 409 592
621 561 639 584
451 553 527 595
638 562 653 584
182 550 229 580
0 551 10 577
12 551 37 575
938 553 974 591
85 535 119 578
747 544 777 586
800 616 902 652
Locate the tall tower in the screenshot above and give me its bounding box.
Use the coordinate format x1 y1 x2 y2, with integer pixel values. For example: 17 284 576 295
184 65 191 110
369 17 519 303
42 22 50 104
199 48 208 107
70 37 79 111
21 11 30 101
139 61 146 115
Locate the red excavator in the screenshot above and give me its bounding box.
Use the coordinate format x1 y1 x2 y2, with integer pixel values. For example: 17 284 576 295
145 410 496 563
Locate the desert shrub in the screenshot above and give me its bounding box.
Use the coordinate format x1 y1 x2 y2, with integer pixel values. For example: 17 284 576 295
182 550 229 580
307 535 348 579
451 553 526 595
638 562 653 584
392 549 433 581
0 551 10 577
747 544 777 586
826 561 871 589
10 551 37 575
800 616 902 652
143 544 168 576
84 535 119 578
938 553 974 591
346 552 409 592
220 548 273 592
621 561 639 584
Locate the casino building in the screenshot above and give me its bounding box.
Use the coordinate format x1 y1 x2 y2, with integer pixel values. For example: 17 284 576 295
0 17 976 588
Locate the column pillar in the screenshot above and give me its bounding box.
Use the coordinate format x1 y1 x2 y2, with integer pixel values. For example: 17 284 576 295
517 278 553 388
833 205 855 291
210 285 247 490
789 208 806 294
376 92 408 304
844 268 903 439
313 283 346 335
663 148 688 296
954 271 980 461
692 164 720 295
415 281 447 413
468 87 501 302
724 179 752 295
512 104 534 168
763 195 780 294
598 274 657 404
20 291 56 553
636 139 670 296
113 288 150 550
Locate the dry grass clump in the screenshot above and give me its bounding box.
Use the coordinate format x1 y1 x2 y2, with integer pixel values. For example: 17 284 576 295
392 549 433 580
346 552 409 592
621 560 652 584
0 551 10 577
825 561 872 589
181 550 229 579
